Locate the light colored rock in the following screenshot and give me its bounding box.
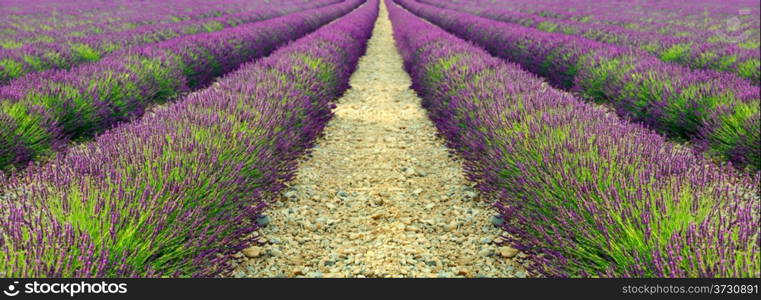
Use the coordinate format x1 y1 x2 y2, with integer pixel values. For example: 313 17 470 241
242 247 262 258
499 247 519 258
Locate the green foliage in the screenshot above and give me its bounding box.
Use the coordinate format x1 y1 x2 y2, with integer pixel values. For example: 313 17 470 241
659 43 692 62
737 58 759 80
71 44 101 62
0 58 23 79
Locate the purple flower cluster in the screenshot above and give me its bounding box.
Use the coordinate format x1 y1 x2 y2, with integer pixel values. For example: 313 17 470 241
0 0 263 38
0 0 343 84
387 0 759 277
448 0 760 39
419 0 760 84
0 0 365 172
0 0 377 277
396 0 761 171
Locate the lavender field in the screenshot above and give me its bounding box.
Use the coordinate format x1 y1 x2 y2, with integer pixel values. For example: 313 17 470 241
0 0 758 279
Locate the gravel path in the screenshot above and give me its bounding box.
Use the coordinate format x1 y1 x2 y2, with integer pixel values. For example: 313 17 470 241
227 3 530 278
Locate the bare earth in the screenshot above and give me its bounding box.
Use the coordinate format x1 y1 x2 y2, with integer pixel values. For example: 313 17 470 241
228 3 529 278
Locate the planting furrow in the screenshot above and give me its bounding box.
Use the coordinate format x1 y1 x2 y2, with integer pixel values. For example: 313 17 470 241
0 0 372 278
0 0 364 172
418 0 760 84
229 0 529 278
0 0 343 84
396 0 761 171
387 0 759 278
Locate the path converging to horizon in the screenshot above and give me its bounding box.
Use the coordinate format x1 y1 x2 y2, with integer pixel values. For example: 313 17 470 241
228 3 529 278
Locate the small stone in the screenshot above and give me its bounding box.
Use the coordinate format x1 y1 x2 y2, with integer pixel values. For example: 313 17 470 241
269 248 283 257
304 222 317 231
291 268 304 277
284 191 298 199
370 213 383 220
515 271 527 278
242 246 262 258
412 189 423 196
499 247 519 258
269 238 282 244
491 215 504 227
424 203 435 210
307 271 323 278
256 215 270 227
457 268 471 277
463 190 477 200
437 271 454 278
481 237 492 244
316 217 327 224
337 191 349 198
478 249 491 257
443 222 456 231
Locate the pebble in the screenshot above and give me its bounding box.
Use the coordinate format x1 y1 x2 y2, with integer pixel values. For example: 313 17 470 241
499 247 519 258
437 271 454 278
478 249 492 257
242 246 262 258
491 215 504 227
257 215 271 227
269 248 283 257
284 191 298 199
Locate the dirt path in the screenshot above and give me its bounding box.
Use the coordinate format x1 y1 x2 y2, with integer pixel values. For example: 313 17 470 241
228 2 529 278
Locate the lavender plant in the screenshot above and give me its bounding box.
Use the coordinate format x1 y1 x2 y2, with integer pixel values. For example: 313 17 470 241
0 0 343 84
396 0 761 171
0 0 364 172
0 0 265 40
0 0 377 277
387 0 759 278
419 0 760 84
425 0 760 40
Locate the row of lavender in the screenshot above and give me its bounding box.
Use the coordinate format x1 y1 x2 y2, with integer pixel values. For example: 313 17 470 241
0 0 377 277
0 0 342 84
448 0 760 41
396 0 760 171
419 0 760 84
0 0 364 173
0 0 252 40
386 0 759 277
